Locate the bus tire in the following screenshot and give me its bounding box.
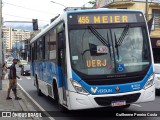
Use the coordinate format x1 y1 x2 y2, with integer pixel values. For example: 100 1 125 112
53 81 59 103
53 81 67 112
156 89 160 96
35 76 42 96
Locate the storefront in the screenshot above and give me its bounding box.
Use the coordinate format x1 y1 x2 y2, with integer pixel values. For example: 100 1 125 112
151 38 160 63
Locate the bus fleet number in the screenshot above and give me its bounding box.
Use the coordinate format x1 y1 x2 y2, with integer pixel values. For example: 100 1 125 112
78 16 90 24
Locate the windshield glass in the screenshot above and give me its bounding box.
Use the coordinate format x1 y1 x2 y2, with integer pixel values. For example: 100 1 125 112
69 26 150 75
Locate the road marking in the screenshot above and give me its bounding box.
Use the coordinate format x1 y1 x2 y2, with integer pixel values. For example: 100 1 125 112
26 77 31 79
17 83 55 120
131 104 142 107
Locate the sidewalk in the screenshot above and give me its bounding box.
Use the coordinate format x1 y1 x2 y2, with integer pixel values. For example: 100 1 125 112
0 80 49 120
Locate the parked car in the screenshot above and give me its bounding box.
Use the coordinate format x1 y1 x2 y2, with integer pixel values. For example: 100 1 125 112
21 64 31 76
154 64 160 94
19 60 28 67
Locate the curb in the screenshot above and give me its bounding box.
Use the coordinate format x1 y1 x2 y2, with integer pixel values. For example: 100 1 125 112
17 83 55 120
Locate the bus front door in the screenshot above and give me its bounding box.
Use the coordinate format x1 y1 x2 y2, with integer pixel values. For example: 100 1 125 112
58 31 67 105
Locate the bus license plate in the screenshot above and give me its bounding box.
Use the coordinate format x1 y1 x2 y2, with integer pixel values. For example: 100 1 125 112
111 100 126 107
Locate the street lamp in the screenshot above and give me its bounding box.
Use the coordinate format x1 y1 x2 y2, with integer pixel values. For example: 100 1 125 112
50 1 66 8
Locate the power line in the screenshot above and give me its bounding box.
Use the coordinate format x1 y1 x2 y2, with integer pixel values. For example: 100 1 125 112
3 13 50 22
3 2 57 15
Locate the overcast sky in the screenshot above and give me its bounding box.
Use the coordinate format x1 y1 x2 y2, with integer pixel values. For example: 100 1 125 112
2 0 92 28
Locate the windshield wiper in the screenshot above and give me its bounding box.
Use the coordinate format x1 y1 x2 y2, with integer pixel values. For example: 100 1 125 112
115 24 129 47
88 26 111 58
88 26 110 47
115 25 129 61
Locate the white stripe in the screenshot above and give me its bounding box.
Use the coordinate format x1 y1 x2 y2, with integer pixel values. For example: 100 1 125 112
17 83 55 120
131 104 142 107
26 77 31 79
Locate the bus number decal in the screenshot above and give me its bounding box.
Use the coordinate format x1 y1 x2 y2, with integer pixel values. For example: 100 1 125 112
78 16 90 24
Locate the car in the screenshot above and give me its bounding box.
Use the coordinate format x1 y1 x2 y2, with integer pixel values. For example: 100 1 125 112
154 64 160 95
6 61 13 67
20 64 31 76
18 60 28 67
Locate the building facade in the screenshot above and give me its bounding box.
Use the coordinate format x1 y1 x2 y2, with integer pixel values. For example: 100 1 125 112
96 0 160 63
2 26 32 55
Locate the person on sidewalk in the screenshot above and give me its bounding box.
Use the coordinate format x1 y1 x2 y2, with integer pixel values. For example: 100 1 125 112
1 62 7 80
6 59 22 100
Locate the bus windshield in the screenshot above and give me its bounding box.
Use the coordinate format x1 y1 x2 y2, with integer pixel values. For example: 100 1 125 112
69 25 150 75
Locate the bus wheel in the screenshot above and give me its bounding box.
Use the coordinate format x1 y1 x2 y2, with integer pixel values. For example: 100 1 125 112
53 82 67 112
156 89 160 96
35 76 42 96
53 82 59 103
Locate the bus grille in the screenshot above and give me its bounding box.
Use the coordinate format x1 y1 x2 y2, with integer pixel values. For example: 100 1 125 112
84 75 145 85
94 93 141 106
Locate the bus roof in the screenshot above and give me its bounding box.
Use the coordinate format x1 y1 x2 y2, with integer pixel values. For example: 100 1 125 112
30 8 143 44
66 8 143 14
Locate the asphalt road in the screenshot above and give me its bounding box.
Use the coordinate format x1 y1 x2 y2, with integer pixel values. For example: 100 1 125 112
16 67 160 120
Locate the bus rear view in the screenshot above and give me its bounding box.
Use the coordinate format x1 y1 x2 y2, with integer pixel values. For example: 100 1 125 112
67 9 155 110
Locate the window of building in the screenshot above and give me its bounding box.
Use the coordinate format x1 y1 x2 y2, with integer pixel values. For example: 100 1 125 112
152 9 160 29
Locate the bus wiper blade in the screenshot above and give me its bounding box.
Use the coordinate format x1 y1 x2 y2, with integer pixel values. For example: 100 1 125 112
114 33 119 61
88 26 110 47
115 25 129 47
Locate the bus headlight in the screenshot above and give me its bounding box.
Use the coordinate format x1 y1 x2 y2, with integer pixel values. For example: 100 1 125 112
70 79 89 95
143 74 154 90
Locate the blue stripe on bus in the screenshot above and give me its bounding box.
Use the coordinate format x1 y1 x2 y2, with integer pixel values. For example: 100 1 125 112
72 65 153 95
32 62 68 89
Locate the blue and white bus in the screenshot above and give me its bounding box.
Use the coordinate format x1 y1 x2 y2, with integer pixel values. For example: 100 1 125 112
30 9 155 110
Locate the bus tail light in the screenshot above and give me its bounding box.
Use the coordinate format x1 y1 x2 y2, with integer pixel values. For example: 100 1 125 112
143 74 154 90
70 79 89 95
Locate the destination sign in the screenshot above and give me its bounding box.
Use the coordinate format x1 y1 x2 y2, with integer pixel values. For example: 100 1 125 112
77 14 137 24
68 13 144 25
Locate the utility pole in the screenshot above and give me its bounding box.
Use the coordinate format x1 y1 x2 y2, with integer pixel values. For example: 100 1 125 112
0 0 2 90
145 0 148 21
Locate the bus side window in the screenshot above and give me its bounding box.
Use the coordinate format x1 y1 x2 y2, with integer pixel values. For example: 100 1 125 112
42 36 45 59
49 29 56 60
45 34 49 60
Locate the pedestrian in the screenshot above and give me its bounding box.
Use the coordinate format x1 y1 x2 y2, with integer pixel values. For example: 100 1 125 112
2 62 7 80
6 59 22 100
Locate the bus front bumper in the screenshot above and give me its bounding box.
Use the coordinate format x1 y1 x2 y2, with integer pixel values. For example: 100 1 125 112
67 85 155 110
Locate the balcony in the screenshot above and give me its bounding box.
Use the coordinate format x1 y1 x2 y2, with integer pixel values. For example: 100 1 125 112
148 14 160 38
148 14 160 30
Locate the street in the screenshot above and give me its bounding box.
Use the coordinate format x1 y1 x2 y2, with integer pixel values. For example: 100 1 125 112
16 67 160 120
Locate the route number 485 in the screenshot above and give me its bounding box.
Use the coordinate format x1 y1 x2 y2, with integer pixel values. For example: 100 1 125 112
78 16 90 24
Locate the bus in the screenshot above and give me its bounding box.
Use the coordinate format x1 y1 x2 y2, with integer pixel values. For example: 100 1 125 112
30 9 155 110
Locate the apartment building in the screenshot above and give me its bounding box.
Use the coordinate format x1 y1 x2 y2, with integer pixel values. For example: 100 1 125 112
96 0 160 63
2 26 31 55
